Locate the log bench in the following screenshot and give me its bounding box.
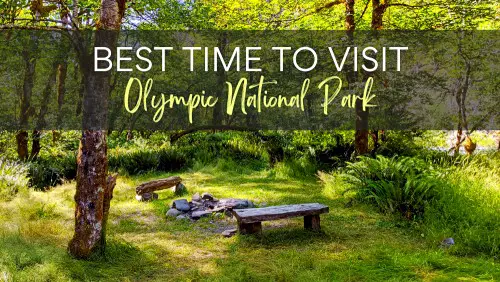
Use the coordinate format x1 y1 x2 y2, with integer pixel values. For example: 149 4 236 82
135 176 184 201
232 203 329 234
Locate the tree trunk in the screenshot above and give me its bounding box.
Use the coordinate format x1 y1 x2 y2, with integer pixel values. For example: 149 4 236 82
30 63 57 160
56 62 67 127
345 0 355 32
30 130 41 160
68 130 109 258
17 47 36 161
345 0 370 155
371 0 387 30
497 133 500 151
100 174 117 254
355 102 369 155
454 129 462 156
68 0 124 259
16 131 29 161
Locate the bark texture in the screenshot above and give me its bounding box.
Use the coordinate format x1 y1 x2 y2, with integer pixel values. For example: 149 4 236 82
16 131 29 161
68 0 124 259
354 0 390 155
68 130 109 258
17 47 36 161
31 63 57 159
56 62 67 126
345 0 370 155
371 0 387 30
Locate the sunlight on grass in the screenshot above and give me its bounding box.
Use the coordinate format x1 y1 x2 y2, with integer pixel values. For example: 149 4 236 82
1 164 499 281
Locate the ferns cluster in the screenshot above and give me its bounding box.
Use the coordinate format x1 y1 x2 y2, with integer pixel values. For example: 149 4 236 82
343 156 443 219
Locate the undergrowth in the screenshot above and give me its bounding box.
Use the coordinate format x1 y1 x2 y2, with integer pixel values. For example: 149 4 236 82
338 153 500 256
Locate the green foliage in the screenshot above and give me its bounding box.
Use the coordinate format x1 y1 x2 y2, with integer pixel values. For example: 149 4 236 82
0 158 29 200
286 131 354 168
28 153 77 191
176 132 268 166
376 131 427 157
343 156 441 219
0 131 17 159
2 166 500 281
424 153 500 256
271 157 319 180
339 153 500 256
26 202 59 220
108 148 188 175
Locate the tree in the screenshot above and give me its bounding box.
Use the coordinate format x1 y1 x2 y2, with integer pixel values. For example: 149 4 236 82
67 0 125 259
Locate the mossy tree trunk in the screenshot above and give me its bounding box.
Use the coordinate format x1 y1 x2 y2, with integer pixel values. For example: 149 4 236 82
68 0 125 259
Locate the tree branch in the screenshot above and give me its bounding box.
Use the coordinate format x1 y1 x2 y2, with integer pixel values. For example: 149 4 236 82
387 3 441 8
357 0 371 22
170 125 258 143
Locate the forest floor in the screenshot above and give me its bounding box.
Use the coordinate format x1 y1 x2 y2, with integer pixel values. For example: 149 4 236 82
0 166 499 281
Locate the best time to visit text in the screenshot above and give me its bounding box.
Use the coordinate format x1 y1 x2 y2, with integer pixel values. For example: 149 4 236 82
94 46 408 73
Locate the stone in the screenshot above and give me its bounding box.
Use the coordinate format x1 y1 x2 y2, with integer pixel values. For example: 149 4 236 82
192 201 203 206
224 210 234 218
222 228 237 238
192 192 201 202
440 237 455 248
201 192 214 201
172 199 191 212
166 208 182 218
173 183 187 196
247 200 255 208
191 210 212 219
135 192 158 202
176 214 189 220
218 198 252 209
204 201 217 209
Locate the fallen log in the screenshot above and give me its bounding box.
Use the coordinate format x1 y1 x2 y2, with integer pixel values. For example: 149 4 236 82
136 176 182 195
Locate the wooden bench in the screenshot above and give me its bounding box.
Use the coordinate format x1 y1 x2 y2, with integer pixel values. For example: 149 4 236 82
232 203 329 234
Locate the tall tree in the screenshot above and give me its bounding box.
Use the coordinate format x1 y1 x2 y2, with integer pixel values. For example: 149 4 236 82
68 0 124 259
17 43 36 161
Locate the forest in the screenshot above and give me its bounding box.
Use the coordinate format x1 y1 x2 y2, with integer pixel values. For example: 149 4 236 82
0 0 499 281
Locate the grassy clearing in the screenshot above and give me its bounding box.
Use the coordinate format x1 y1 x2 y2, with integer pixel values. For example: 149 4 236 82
0 165 499 281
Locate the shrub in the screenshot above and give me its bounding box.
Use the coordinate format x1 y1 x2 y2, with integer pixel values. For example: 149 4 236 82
287 131 354 169
342 156 442 219
340 153 500 256
157 149 188 171
109 149 159 175
28 154 77 190
424 153 500 256
176 132 267 166
108 148 188 175
0 158 29 200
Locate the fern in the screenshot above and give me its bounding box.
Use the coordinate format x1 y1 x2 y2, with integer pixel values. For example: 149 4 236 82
342 156 441 219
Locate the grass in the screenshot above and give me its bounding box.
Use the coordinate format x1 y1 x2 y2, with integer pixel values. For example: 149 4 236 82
0 164 499 281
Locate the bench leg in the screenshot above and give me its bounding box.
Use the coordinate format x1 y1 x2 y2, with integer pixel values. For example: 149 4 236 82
238 222 262 235
304 215 320 231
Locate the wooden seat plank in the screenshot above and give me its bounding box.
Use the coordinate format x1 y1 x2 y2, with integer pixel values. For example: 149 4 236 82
233 203 329 224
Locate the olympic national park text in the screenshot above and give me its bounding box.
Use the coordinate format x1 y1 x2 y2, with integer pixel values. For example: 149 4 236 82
123 76 377 124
